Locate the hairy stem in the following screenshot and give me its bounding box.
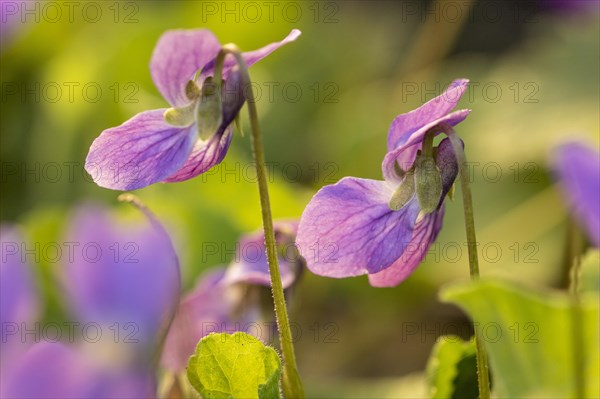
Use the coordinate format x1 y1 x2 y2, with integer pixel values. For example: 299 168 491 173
438 123 491 399
214 46 305 398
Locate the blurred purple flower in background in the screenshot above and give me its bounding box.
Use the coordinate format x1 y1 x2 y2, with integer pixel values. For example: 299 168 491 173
161 267 232 374
538 0 600 13
0 0 34 51
2 342 155 399
0 226 39 386
222 220 301 288
297 80 470 287
0 204 180 398
62 205 180 351
553 142 600 247
85 29 301 191
162 221 303 373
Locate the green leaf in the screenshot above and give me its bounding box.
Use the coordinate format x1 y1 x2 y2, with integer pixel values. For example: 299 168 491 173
426 336 479 399
186 332 282 399
441 279 600 398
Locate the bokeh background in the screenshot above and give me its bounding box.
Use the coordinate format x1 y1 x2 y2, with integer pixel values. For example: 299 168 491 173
1 0 599 397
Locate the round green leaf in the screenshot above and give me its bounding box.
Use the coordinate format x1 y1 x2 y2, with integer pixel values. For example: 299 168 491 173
186 332 282 399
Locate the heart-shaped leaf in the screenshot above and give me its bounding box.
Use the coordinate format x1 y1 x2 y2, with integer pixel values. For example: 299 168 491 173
186 332 281 399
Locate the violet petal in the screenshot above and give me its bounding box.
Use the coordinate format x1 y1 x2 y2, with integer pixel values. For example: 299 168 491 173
220 66 246 128
382 109 470 182
223 221 299 288
368 207 445 287
200 29 301 81
150 29 221 107
85 109 197 191
1 343 99 399
163 125 233 182
1 342 155 399
161 268 231 372
63 205 180 351
296 177 421 277
436 137 461 208
554 142 600 247
387 79 469 152
0 225 39 371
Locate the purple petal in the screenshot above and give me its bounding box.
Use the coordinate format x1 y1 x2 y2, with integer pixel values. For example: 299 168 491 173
1 343 98 399
90 368 156 399
200 29 301 80
368 207 445 287
0 225 39 369
161 268 233 372
163 125 233 182
387 79 469 152
553 142 600 247
150 29 221 107
85 109 197 191
220 65 246 127
62 204 180 352
368 138 457 286
436 137 461 206
161 30 301 184
222 221 300 288
296 177 421 277
382 109 470 182
1 342 155 399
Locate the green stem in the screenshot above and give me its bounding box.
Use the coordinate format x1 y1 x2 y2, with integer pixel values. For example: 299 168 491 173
438 123 491 399
214 46 305 399
567 216 585 398
566 216 583 299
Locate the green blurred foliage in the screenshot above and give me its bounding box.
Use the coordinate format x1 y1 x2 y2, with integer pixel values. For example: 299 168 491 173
1 0 599 395
442 279 600 398
426 337 478 399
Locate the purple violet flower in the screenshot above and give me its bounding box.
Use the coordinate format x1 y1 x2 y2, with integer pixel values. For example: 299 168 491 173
0 204 180 398
296 79 470 287
160 268 235 373
62 204 181 354
553 142 600 247
85 29 301 191
222 220 301 288
161 221 303 372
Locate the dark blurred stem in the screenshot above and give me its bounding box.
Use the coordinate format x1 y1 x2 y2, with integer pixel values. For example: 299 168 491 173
567 215 585 398
438 123 491 399
214 46 305 399
568 217 583 297
560 217 584 288
399 0 475 76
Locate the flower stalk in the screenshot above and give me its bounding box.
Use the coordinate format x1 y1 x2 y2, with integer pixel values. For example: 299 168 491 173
566 216 585 398
214 45 305 399
438 123 491 399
